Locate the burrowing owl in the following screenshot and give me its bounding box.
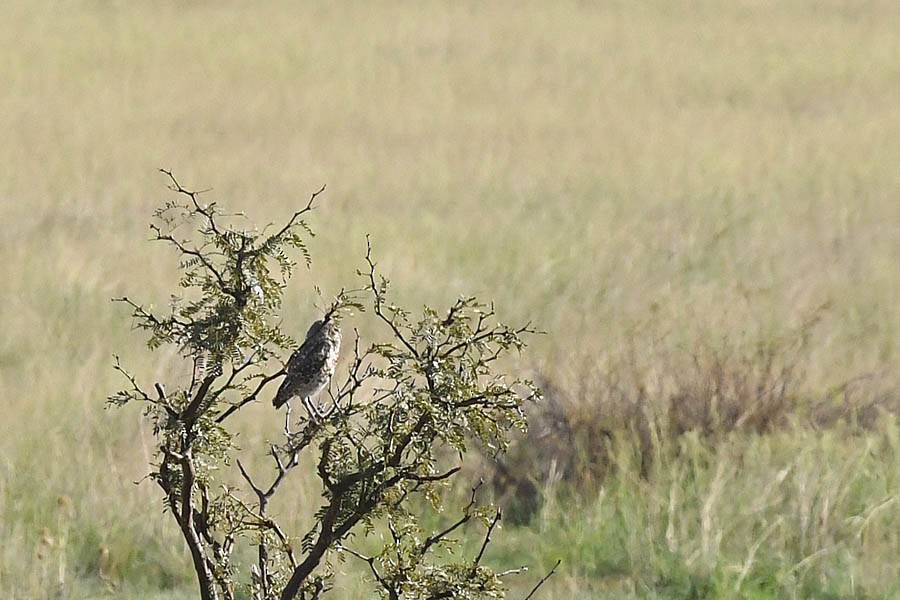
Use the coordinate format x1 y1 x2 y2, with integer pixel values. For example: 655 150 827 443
273 317 341 411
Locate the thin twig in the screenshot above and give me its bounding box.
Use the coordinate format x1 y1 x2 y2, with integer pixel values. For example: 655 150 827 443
522 559 561 600
215 369 285 423
365 237 419 359
474 510 502 567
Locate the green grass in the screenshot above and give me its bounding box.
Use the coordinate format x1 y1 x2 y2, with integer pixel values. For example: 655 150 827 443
2 1 900 598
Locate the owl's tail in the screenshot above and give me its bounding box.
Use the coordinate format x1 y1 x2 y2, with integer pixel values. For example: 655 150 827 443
273 383 290 408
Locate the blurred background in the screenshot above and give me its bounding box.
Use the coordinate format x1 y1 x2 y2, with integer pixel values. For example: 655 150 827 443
2 2 899 598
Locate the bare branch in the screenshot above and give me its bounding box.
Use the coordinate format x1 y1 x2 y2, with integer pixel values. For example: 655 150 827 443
215 369 285 423
266 184 326 241
175 448 219 600
420 482 481 556
522 560 561 600
474 510 502 567
365 237 420 360
342 546 398 600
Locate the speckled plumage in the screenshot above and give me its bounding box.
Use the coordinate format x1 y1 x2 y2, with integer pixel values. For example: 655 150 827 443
273 318 341 409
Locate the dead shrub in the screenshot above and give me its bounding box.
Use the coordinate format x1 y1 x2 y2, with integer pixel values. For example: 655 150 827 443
811 374 900 431
481 359 654 524
666 337 800 439
481 312 900 524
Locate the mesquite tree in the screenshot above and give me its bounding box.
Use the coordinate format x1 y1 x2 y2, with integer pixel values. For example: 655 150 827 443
109 172 553 600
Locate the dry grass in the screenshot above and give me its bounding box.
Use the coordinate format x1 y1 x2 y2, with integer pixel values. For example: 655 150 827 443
489 312 900 525
2 1 900 597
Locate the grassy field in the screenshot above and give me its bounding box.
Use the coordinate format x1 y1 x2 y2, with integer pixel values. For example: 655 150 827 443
2 1 900 598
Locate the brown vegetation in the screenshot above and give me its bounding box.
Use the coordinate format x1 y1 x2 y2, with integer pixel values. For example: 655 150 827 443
488 320 900 523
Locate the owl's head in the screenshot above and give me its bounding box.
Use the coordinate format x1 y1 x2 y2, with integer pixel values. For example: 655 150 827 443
303 319 325 340
304 314 341 341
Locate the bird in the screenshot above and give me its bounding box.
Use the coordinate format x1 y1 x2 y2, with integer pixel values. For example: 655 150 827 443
273 316 341 415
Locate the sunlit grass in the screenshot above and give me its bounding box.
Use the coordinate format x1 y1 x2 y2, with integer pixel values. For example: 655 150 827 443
2 1 900 597
497 424 900 598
